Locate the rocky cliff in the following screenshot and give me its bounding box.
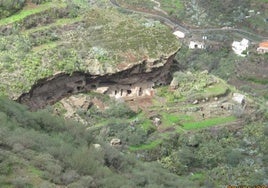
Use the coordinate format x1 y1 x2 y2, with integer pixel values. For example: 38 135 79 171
17 51 178 110
0 4 180 101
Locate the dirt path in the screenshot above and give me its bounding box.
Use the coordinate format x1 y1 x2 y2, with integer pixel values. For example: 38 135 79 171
150 0 168 15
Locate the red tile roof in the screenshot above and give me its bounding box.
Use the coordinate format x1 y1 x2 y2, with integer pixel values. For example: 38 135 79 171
259 41 268 48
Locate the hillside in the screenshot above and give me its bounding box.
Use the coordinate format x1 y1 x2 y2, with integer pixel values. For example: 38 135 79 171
117 0 268 36
115 0 268 100
0 0 267 187
0 97 198 187
0 0 180 99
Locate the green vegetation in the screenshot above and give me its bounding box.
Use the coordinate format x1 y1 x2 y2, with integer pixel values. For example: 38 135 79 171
0 0 267 187
0 2 64 26
158 71 230 103
161 112 181 126
117 0 268 34
117 0 155 10
175 45 268 99
0 96 198 187
0 0 53 19
0 1 179 98
183 116 236 130
0 0 26 19
129 140 161 151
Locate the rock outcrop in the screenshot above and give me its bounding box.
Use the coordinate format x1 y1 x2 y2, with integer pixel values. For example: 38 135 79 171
17 52 178 110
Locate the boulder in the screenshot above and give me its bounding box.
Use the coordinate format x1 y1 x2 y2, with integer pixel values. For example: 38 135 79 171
169 78 179 90
153 117 161 127
192 100 199 105
110 138 121 146
93 144 101 150
69 95 92 110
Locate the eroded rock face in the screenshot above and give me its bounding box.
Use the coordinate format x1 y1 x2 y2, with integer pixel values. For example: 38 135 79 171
17 52 177 110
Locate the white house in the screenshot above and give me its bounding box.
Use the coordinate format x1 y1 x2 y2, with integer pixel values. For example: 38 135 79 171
232 38 249 57
189 41 205 49
257 41 268 54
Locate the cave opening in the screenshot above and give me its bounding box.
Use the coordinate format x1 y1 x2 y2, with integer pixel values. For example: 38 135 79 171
77 86 84 91
138 87 143 96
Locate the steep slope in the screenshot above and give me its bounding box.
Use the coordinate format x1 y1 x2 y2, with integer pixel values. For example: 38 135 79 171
0 97 197 187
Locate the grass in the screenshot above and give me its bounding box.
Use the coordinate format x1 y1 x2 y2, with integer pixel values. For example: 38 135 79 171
117 0 184 14
189 173 206 182
28 166 43 177
0 2 65 26
117 0 155 10
129 139 161 151
187 80 230 101
161 112 181 127
182 116 236 130
128 114 236 151
32 41 59 52
244 77 268 85
202 82 229 97
160 0 184 13
24 16 83 34
132 112 154 131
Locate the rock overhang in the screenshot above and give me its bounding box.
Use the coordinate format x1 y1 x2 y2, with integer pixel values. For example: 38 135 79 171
0 7 181 99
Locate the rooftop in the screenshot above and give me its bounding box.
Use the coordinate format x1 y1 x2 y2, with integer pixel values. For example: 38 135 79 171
259 41 268 48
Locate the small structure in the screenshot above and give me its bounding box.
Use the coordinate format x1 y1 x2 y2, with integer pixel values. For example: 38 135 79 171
189 41 205 49
173 30 185 39
232 93 245 105
232 38 249 57
257 41 268 54
107 82 155 99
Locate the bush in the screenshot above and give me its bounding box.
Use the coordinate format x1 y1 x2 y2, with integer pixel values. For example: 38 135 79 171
0 0 26 18
30 0 51 4
11 177 33 188
61 170 80 185
104 101 136 119
68 147 101 175
225 150 243 167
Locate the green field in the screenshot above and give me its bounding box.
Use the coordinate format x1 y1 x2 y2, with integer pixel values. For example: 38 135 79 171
0 2 65 26
182 116 236 130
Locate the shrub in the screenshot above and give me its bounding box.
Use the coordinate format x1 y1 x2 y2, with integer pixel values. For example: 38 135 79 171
11 177 33 188
30 0 51 4
225 149 243 167
104 101 136 119
0 0 26 19
68 147 101 175
61 170 80 185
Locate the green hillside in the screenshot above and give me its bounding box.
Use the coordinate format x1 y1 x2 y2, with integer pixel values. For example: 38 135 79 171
0 0 267 187
0 97 199 187
117 0 268 35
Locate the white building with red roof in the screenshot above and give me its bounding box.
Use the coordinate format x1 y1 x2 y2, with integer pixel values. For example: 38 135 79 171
257 41 268 54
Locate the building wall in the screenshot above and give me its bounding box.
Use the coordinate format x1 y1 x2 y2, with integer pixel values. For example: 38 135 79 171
106 82 155 99
257 47 268 54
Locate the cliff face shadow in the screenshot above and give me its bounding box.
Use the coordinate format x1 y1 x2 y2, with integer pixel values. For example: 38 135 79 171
17 53 177 110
